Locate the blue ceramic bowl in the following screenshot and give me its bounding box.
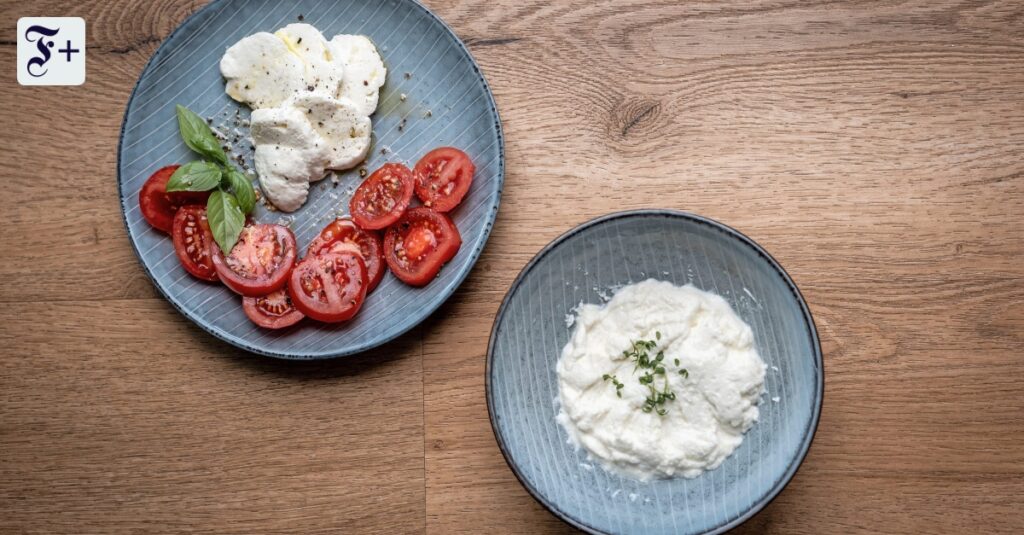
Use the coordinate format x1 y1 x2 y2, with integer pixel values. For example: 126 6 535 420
117 0 503 359
487 210 823 534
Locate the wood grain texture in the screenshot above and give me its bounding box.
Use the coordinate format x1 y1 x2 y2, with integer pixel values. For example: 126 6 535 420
2 0 1023 533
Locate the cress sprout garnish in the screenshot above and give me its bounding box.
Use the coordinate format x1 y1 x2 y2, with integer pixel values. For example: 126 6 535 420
603 331 689 416
602 374 625 397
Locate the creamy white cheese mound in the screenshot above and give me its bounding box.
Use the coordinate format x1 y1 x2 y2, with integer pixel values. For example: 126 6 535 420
220 24 385 211
556 279 766 481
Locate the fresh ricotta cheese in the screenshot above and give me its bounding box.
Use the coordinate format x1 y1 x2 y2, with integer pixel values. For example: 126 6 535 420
556 279 766 480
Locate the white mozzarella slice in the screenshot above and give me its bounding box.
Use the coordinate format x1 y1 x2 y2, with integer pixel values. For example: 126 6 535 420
223 28 382 211
286 92 372 171
328 35 387 116
253 145 320 212
250 104 316 147
274 24 346 98
250 106 330 212
220 32 307 109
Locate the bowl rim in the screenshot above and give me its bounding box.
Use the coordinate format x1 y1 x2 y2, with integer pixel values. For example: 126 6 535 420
485 208 824 535
115 0 505 360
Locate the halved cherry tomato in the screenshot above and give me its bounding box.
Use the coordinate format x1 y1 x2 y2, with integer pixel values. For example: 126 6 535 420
210 223 297 297
288 252 367 323
171 206 217 281
243 287 305 329
138 165 212 233
413 147 475 212
350 163 414 230
307 218 386 292
384 207 462 286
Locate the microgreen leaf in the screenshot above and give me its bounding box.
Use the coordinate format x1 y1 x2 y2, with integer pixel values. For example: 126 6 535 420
609 335 688 416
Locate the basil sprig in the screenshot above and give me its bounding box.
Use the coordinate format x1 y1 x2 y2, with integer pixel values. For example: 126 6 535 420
206 190 245 255
166 161 222 192
166 104 257 254
224 167 256 214
175 104 229 166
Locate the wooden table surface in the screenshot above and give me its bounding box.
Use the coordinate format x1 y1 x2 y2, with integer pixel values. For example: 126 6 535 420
3 0 1023 533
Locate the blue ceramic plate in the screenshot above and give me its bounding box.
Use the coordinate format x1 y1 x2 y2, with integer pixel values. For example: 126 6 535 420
487 210 822 535
118 0 503 359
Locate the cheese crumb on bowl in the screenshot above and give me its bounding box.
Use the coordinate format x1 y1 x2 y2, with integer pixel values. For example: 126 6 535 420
556 279 767 481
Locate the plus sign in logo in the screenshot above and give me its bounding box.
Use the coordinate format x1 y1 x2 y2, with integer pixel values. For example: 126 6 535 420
17 17 86 86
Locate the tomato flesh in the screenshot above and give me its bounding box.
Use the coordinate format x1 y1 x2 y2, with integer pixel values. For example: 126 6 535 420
403 226 438 259
350 163 414 229
210 223 297 297
413 147 474 212
171 205 218 281
243 288 305 329
288 252 367 323
139 165 212 233
384 207 462 287
307 218 386 292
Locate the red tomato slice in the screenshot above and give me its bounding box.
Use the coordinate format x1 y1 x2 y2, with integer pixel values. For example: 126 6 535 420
171 205 218 281
288 252 367 323
210 223 297 297
413 147 475 212
243 287 305 329
307 218 386 292
138 165 212 233
350 163 414 230
384 207 462 287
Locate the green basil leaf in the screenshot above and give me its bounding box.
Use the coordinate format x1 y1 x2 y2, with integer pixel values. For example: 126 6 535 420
175 104 228 166
206 190 245 254
166 161 222 192
225 167 257 214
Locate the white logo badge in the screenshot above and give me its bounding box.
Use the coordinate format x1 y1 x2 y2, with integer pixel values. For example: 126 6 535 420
17 17 86 86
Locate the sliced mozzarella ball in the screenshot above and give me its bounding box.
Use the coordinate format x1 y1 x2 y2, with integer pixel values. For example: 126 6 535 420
223 26 386 212
274 24 345 98
286 92 371 171
220 32 307 109
251 104 316 147
329 35 387 116
253 145 321 212
250 106 330 212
